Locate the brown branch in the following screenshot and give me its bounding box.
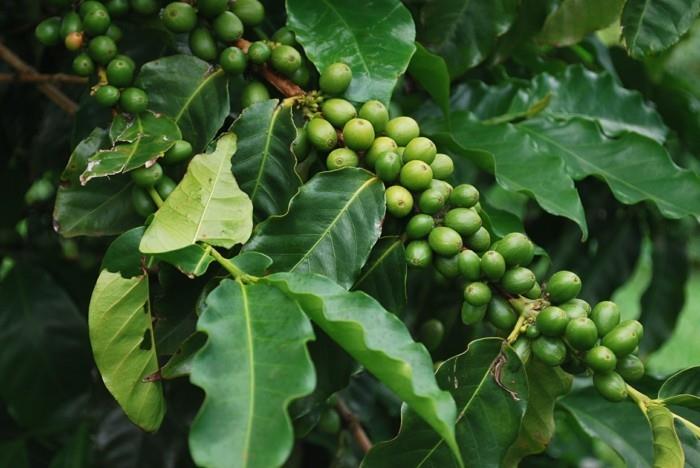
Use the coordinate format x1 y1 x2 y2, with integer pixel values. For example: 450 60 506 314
336 398 373 453
235 38 305 97
0 72 88 84
0 42 79 115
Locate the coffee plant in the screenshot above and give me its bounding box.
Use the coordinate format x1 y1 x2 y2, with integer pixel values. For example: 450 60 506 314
3 0 700 466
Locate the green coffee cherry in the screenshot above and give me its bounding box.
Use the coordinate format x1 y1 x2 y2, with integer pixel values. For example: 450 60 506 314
163 140 193 165
292 126 310 160
198 0 228 18
61 12 82 39
162 2 198 33
464 282 492 307
321 98 357 128
616 354 645 382
106 56 135 87
270 45 302 75
213 11 244 42
365 136 397 168
326 148 359 170
593 372 628 402
525 282 542 300
220 47 247 74
290 65 310 87
430 179 453 199
318 408 341 434
406 214 434 239
443 208 481 237
418 189 446 215
547 270 582 304
399 160 433 192
359 100 389 133
131 0 160 15
560 298 591 320
319 63 352 95
457 250 481 281
449 184 479 208
461 302 487 325
419 319 444 351
525 324 540 339
106 24 123 42
271 27 296 46
343 118 375 151
465 227 491 253
131 186 156 217
95 85 120 107
36 17 62 46
601 320 643 357
73 53 95 77
434 254 460 279
403 137 437 164
585 346 617 373
307 118 337 152
189 27 217 61
591 301 620 336
405 240 432 268
375 152 402 183
480 250 506 281
494 233 534 267
385 185 413 218
487 296 517 330
565 317 598 350
247 41 271 64
385 117 420 146
501 267 536 295
106 0 130 18
131 163 163 187
430 153 454 180
155 176 177 200
231 0 265 26
120 87 148 114
428 226 463 256
83 8 111 36
89 35 117 64
532 337 567 366
536 306 569 337
80 1 107 16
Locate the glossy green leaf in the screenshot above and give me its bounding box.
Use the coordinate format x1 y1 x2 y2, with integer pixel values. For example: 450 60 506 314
287 0 416 103
646 402 685 468
140 133 253 254
231 251 275 276
230 99 301 219
154 245 214 278
101 227 146 278
80 112 181 183
622 0 700 58
54 129 141 237
0 263 90 428
352 236 407 316
659 367 700 409
363 338 527 467
136 55 230 151
677 421 700 466
537 0 624 47
559 386 653 467
189 279 315 468
244 168 385 289
265 272 460 461
89 270 164 431
408 43 450 116
419 0 518 77
503 359 573 467
159 333 206 380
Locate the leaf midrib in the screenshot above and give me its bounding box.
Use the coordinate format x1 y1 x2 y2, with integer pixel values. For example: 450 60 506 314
175 69 225 124
191 138 233 243
352 237 402 288
250 105 282 203
318 0 371 76
240 282 255 467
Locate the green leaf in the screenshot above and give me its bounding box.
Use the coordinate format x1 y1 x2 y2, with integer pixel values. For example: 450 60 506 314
88 270 164 431
49 424 90 468
559 386 653 467
418 0 518 77
622 0 700 58
154 245 215 278
408 43 450 116
265 272 459 461
287 0 416 104
80 112 181 183
677 421 700 466
352 236 407 316
160 332 207 380
136 55 230 151
646 402 685 468
230 99 301 219
244 168 385 289
362 338 527 468
537 0 625 47
189 279 315 468
54 129 141 237
101 226 146 278
140 133 253 254
0 263 90 428
503 359 573 467
231 251 275 276
659 366 700 409
0 441 28 468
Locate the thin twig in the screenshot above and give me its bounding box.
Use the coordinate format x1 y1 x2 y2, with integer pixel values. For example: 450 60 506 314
336 398 373 453
0 72 88 84
0 42 79 114
235 38 305 97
